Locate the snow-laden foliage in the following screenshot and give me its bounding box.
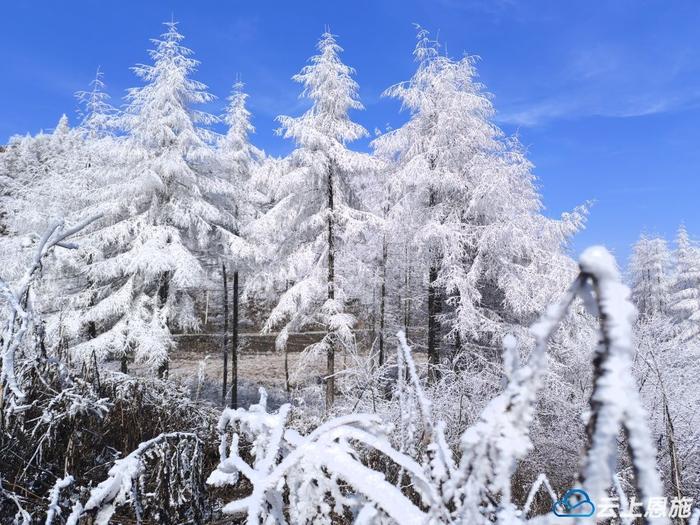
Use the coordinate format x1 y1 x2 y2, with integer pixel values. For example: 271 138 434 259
66 432 205 524
669 225 700 341
208 386 430 523
212 79 262 275
372 27 586 358
1 216 100 406
629 235 672 321
249 30 376 408
74 66 117 138
64 22 243 373
629 228 700 506
0 219 219 523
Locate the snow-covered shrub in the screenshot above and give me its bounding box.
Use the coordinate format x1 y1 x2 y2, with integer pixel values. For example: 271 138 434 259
0 221 222 523
207 386 430 523
207 246 668 524
66 432 206 524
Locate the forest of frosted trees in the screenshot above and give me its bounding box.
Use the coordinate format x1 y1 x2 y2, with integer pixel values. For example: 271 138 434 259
1 20 699 525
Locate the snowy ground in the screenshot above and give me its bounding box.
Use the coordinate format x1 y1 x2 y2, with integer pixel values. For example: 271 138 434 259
108 342 427 412
105 345 358 410
172 348 325 408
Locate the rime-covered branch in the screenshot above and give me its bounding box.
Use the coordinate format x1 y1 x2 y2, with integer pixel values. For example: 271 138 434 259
1 215 101 402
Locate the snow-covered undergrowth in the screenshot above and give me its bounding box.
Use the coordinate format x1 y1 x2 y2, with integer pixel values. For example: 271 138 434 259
0 215 674 524
199 247 668 524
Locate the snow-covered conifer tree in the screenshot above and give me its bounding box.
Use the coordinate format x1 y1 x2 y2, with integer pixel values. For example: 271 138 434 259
75 67 117 139
0 115 86 244
216 80 261 255
215 79 262 406
629 234 672 321
253 30 372 408
669 225 700 341
68 22 238 375
373 27 585 377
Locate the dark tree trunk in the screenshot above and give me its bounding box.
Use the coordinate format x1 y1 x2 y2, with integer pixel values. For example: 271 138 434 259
427 264 441 382
378 236 388 367
403 245 411 340
156 272 170 378
283 280 291 393
326 162 335 410
222 263 229 406
284 345 290 393
427 186 441 383
231 270 239 408
655 362 684 514
665 394 684 507
86 253 97 339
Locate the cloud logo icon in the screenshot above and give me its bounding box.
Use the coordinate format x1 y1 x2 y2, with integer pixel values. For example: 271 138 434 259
551 489 596 518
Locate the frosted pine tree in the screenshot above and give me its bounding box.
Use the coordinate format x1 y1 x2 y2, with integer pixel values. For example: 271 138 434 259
75 67 117 139
669 225 700 341
630 232 700 506
0 115 88 252
215 79 262 406
253 30 371 409
216 79 261 258
373 28 584 377
68 22 237 375
629 234 672 321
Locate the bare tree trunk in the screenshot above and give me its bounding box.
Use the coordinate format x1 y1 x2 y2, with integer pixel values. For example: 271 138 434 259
284 345 290 393
326 162 335 410
156 272 170 379
86 253 97 340
221 263 229 406
427 184 441 382
652 356 684 511
454 329 463 361
283 280 291 393
427 264 440 382
664 393 684 506
231 270 239 408
403 244 411 340
378 235 388 368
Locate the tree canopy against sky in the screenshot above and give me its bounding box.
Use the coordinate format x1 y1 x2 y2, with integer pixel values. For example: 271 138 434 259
67 22 241 373
3 1 700 263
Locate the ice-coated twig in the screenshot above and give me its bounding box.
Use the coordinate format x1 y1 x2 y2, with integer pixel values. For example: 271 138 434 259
45 474 74 525
578 246 668 525
397 330 433 436
450 275 584 524
0 476 32 524
208 388 429 524
522 473 558 516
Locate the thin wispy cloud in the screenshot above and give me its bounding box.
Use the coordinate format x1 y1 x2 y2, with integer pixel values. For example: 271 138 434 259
496 42 700 126
497 92 700 126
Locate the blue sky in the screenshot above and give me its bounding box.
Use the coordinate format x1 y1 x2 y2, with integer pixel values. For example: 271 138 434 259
2 0 699 263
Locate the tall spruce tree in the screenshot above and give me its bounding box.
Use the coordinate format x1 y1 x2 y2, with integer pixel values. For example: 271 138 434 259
629 234 672 321
373 28 585 379
254 30 372 408
216 80 261 406
68 22 238 374
669 225 700 341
